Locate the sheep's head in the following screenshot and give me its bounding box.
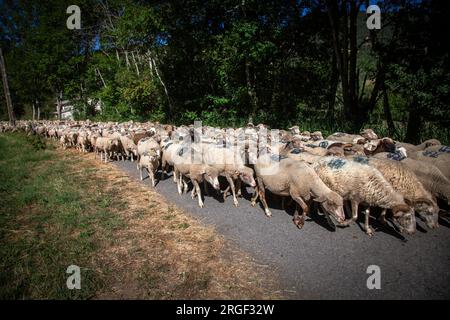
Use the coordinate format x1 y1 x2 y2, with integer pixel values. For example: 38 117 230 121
314 192 345 224
360 128 378 140
311 131 323 141
238 167 256 188
380 138 396 153
414 198 439 229
204 166 220 190
392 204 416 235
326 146 345 157
147 150 159 163
423 139 441 148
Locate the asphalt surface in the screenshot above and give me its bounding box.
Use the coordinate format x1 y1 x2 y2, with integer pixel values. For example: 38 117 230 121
114 160 450 299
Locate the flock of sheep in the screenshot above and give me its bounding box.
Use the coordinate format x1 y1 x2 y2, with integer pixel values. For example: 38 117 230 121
1 120 449 237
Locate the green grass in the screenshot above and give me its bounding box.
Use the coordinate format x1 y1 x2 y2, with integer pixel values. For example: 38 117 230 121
0 133 124 299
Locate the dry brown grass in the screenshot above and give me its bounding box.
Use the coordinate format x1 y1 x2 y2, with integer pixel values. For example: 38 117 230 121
62 148 283 299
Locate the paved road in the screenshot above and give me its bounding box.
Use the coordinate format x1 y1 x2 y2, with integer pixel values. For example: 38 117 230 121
114 160 450 299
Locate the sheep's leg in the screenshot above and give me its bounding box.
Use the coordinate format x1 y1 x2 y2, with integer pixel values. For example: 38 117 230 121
149 168 155 187
251 186 259 206
175 170 183 195
139 166 143 181
191 185 197 198
351 200 359 221
378 208 388 225
192 180 204 208
292 195 309 229
225 175 239 207
203 179 209 197
236 179 242 197
182 177 189 194
257 181 271 217
223 186 230 201
364 208 375 236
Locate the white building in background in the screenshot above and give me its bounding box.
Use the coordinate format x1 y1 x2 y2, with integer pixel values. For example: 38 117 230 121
55 98 103 120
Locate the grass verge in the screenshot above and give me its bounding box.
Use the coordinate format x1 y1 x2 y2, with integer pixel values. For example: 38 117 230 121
0 133 281 299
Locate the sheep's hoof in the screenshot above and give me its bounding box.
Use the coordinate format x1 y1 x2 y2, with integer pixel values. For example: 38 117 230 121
265 209 272 217
233 200 239 207
199 203 204 208
293 217 305 229
251 201 256 207
366 227 375 237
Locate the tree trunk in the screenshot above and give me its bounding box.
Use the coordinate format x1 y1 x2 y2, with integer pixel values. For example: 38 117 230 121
381 85 396 137
32 101 36 121
37 100 40 120
348 0 359 120
125 50 130 69
96 67 107 88
405 99 421 144
0 48 15 125
149 52 172 118
56 91 63 120
245 60 258 116
132 51 140 76
327 54 339 122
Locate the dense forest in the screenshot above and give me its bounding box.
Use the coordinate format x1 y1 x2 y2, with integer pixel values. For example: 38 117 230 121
0 0 449 143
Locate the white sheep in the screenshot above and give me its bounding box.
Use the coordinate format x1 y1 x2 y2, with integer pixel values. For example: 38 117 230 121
252 153 345 229
351 155 439 229
138 150 160 187
313 157 416 236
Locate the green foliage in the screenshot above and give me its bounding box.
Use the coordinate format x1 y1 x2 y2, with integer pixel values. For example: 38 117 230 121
1 0 448 143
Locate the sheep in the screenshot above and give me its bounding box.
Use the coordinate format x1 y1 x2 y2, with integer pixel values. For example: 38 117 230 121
76 132 90 153
409 150 450 180
363 137 397 155
202 144 256 207
172 145 221 208
67 131 78 147
252 153 345 229
313 157 416 236
138 150 160 187
137 136 162 170
285 147 322 164
59 135 69 150
396 139 441 155
351 155 439 229
89 132 100 153
326 132 366 144
119 134 138 161
160 139 183 182
360 128 378 140
95 137 122 163
373 153 450 206
424 145 450 153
